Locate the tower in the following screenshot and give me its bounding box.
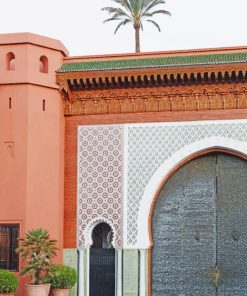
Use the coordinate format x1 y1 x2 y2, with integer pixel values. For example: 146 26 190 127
0 33 68 295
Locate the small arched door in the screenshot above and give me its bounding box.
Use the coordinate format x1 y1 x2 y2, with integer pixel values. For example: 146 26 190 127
152 153 247 296
90 223 115 296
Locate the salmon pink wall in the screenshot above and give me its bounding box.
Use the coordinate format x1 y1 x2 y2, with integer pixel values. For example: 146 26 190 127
0 86 28 222
0 33 67 296
25 85 64 254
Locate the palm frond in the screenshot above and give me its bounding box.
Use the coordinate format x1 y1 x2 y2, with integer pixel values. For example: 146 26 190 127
103 0 133 16
148 9 171 17
110 0 132 13
147 19 161 31
114 19 132 33
104 17 119 23
141 0 163 11
142 0 166 14
102 7 126 14
140 0 151 10
142 12 153 18
129 0 140 17
102 6 132 22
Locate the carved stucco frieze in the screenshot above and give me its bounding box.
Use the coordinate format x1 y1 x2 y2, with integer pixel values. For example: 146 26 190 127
63 85 247 116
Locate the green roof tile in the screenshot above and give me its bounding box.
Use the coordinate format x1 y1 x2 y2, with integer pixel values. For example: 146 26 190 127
57 52 247 73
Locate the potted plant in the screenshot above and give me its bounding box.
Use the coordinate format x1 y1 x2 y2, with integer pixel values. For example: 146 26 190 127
16 228 58 296
46 264 77 296
0 270 18 296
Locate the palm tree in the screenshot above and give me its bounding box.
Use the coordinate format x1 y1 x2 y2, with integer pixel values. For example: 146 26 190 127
102 0 171 53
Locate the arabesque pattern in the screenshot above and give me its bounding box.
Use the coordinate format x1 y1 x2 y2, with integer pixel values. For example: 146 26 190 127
78 125 122 248
127 120 247 245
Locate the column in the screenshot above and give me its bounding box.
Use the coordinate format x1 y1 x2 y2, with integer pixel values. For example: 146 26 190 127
78 249 85 296
139 249 147 296
116 249 122 296
86 247 90 296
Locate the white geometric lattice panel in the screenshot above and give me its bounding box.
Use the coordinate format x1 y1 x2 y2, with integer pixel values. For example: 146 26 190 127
127 120 247 245
77 125 122 248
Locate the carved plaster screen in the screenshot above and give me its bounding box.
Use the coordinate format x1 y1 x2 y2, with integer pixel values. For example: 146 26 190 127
152 153 247 296
126 120 247 246
77 125 122 249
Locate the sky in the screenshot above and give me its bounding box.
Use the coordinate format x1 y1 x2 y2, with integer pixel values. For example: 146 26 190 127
0 0 247 57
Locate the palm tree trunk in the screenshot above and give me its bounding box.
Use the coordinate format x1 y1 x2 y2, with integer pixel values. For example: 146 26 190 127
135 27 140 53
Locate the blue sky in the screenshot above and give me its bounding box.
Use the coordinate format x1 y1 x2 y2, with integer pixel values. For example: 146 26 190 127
1 0 247 56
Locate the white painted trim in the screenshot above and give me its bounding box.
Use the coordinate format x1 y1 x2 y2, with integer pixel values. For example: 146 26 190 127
86 247 90 296
136 136 247 248
116 249 122 296
139 249 147 296
123 125 129 248
78 249 85 296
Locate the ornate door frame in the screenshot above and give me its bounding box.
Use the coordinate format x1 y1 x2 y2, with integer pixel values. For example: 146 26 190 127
135 138 247 296
137 137 247 249
78 218 122 296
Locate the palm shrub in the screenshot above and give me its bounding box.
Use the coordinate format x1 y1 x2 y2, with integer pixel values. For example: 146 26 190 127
46 265 77 289
16 228 58 285
0 270 18 293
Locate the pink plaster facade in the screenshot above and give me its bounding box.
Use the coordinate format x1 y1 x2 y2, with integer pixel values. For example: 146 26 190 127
0 33 68 295
2 32 247 296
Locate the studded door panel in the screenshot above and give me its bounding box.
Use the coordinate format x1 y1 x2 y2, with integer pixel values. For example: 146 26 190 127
152 154 247 296
217 154 247 296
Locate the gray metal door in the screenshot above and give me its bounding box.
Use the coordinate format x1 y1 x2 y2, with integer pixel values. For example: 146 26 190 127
152 154 247 296
217 154 247 295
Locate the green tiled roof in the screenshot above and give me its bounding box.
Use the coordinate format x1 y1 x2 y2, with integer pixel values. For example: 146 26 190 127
58 52 247 73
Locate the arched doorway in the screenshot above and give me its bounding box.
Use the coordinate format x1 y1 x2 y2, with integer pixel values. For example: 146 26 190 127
151 153 247 296
90 222 115 296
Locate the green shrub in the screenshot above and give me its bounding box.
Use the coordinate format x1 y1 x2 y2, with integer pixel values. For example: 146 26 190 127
46 264 77 289
0 270 18 293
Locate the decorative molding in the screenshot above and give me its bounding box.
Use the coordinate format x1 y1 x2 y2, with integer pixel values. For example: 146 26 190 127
62 85 247 116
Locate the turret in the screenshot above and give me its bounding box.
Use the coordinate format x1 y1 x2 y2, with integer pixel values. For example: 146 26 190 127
0 32 68 296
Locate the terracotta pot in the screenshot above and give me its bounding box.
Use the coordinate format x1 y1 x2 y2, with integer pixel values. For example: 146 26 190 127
52 289 69 296
25 284 50 296
0 294 15 296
